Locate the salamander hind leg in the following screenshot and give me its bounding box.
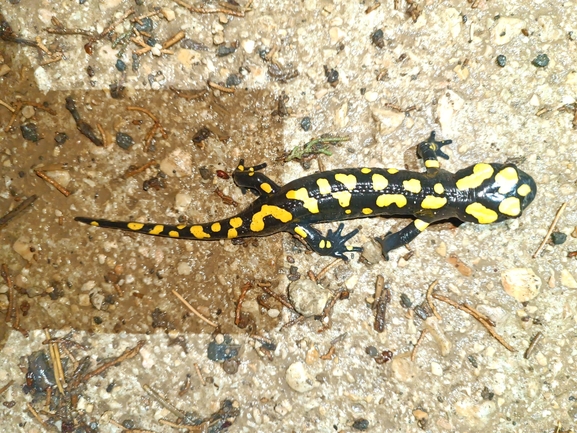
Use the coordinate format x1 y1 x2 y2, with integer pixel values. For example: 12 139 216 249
291 223 362 261
417 131 453 175
375 219 430 260
233 159 280 196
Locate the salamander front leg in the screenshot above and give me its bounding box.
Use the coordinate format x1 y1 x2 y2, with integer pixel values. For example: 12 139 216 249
233 159 281 197
291 223 363 261
375 219 430 260
417 131 453 176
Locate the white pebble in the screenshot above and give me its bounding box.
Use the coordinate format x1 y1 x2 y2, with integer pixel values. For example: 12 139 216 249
560 269 577 289
430 361 443 376
285 362 316 393
501 268 541 302
177 262 192 276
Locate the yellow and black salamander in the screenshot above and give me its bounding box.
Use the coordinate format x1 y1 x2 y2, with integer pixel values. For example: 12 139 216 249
76 132 536 260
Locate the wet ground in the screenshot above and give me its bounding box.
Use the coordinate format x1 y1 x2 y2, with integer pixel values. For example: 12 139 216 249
1 0 577 432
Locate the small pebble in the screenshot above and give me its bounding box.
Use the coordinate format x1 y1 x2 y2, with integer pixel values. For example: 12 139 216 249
501 268 541 302
371 29 385 48
116 132 134 150
550 232 567 245
226 74 242 87
134 17 153 33
54 132 68 145
217 45 237 57
288 279 331 317
400 293 412 308
532 54 549 67
496 54 507 67
115 59 126 72
20 123 40 142
300 116 312 131
285 362 316 393
352 418 370 431
21 105 35 119
560 269 577 289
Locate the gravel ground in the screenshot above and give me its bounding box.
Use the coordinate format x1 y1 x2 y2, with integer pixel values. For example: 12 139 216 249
1 1 577 432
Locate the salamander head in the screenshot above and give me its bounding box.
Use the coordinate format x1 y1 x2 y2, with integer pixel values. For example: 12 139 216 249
454 163 537 224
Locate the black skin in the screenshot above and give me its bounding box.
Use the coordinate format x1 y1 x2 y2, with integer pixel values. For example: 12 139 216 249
76 132 537 261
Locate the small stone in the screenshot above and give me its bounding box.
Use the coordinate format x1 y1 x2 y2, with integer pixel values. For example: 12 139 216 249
207 335 240 362
160 148 193 178
305 347 319 365
352 418 369 431
116 132 134 150
115 59 126 72
90 291 106 310
285 362 316 393
371 107 404 135
300 116 312 131
329 27 345 43
361 240 383 264
532 54 549 67
431 362 443 376
21 105 35 119
501 268 541 302
13 236 36 262
491 17 525 45
175 192 192 210
560 269 577 289
288 279 331 317
44 169 71 188
435 241 447 257
0 294 8 311
151 44 162 56
54 132 68 145
217 45 237 57
177 262 192 276
436 90 464 136
20 123 40 142
213 32 225 45
364 91 379 102
241 39 255 54
267 308 280 318
371 29 384 48
496 55 507 67
134 17 153 33
225 74 242 87
0 64 11 77
160 8 175 21
550 232 567 245
78 293 91 307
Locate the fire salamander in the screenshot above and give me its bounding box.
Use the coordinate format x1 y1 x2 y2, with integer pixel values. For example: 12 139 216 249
76 132 537 261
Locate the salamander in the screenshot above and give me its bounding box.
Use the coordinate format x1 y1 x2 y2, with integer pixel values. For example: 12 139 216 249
75 132 537 260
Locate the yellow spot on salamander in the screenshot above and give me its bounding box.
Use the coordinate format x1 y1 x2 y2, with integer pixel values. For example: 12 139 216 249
335 173 357 191
421 196 447 209
237 165 244 171
294 227 307 238
250 205 293 232
316 178 332 195
403 179 422 194
376 194 407 208
326 240 332 248
372 173 388 191
517 184 531 197
230 217 243 228
176 224 186 230
362 208 373 215
387 168 399 174
190 225 210 239
499 197 521 217
456 163 494 190
228 217 243 238
211 222 221 232
286 188 320 213
90 221 99 226
127 222 144 230
494 167 518 194
319 240 326 249
149 225 164 235
425 160 440 168
169 231 180 238
361 168 371 174
414 219 429 232
261 182 273 193
434 183 445 194
465 202 498 224
332 190 352 208
345 209 352 214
